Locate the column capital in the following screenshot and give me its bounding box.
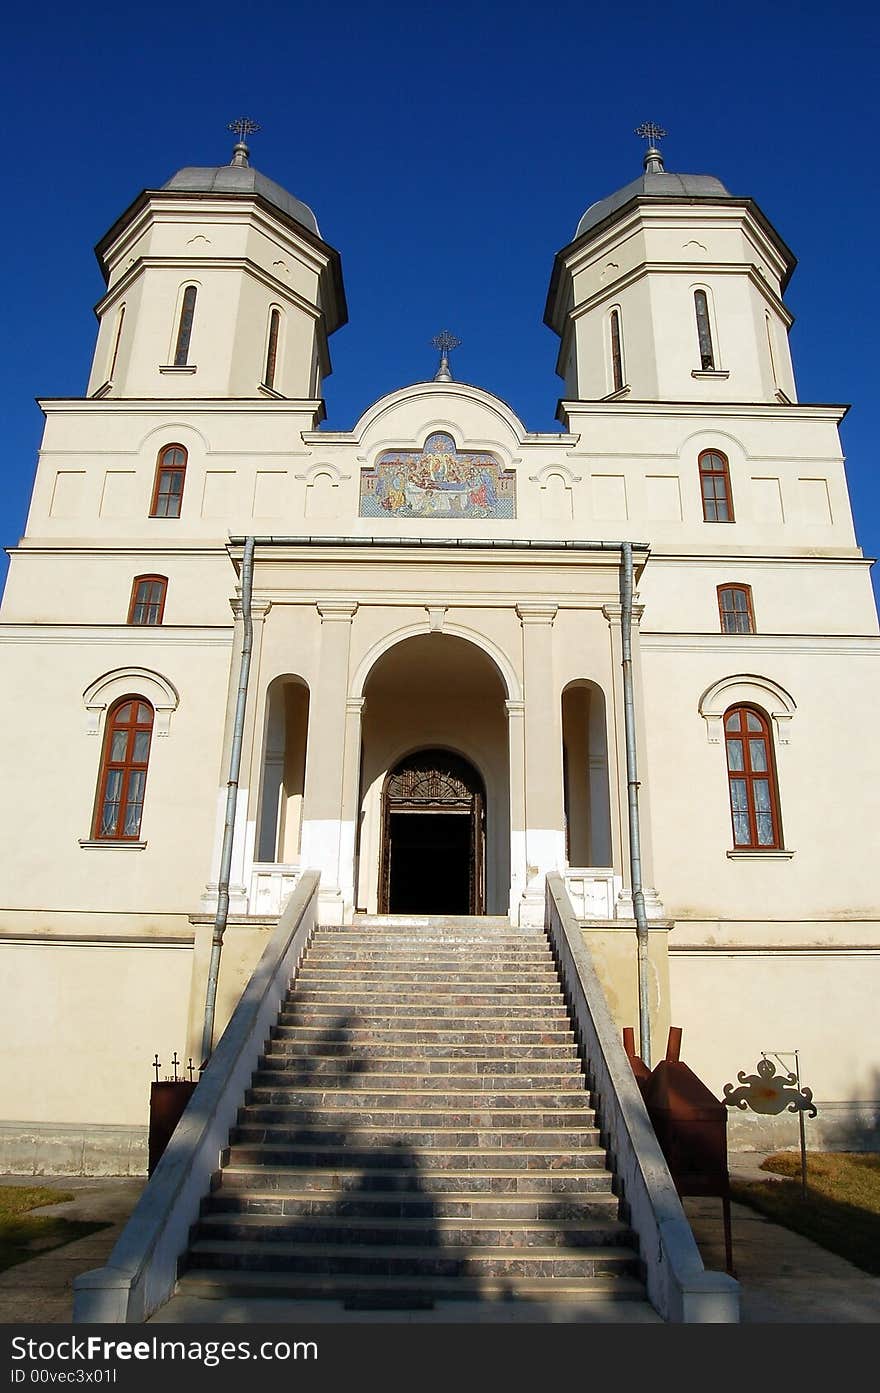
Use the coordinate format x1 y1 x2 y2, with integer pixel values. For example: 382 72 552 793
602 602 644 624
516 603 558 625
231 597 272 621
345 697 365 716
317 600 358 623
504 699 525 719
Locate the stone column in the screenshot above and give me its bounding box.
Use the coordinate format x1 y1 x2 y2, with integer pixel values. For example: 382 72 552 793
517 603 565 924
505 698 527 921
300 600 357 922
338 696 364 918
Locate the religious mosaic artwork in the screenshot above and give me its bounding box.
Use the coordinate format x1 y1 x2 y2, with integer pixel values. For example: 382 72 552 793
359 433 516 520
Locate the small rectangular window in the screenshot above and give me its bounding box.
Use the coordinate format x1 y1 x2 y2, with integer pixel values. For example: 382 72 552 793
128 576 167 625
609 310 623 393
694 289 715 370
174 286 197 367
718 585 754 634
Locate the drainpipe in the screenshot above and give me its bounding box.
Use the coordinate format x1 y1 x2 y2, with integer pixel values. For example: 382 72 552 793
200 536 256 1065
620 541 652 1068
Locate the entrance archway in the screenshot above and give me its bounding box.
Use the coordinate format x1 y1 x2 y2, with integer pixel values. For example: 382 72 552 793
379 749 485 914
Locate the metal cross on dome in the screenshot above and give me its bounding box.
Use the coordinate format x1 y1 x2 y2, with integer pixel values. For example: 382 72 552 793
228 117 261 143
635 121 667 147
432 330 461 382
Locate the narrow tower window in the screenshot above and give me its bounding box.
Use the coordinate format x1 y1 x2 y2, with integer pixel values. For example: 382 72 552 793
694 290 715 370
93 698 154 841
128 575 168 625
109 305 126 381
150 445 187 518
609 309 623 393
699 450 734 523
173 286 197 367
717 585 754 633
724 706 781 849
264 308 281 390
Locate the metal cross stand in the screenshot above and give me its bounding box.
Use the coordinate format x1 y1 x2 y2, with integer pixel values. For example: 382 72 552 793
723 1051 817 1199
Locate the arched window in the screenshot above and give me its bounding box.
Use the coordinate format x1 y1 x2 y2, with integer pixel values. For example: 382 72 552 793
173 286 197 367
609 309 623 393
724 706 781 849
264 308 281 390
150 445 187 518
717 584 754 633
694 289 716 370
93 698 154 840
699 449 734 523
128 575 167 625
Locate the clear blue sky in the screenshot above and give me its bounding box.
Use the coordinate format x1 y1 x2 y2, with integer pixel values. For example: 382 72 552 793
2 0 878 600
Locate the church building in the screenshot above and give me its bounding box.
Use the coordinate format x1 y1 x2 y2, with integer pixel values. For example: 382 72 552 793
1 125 878 1178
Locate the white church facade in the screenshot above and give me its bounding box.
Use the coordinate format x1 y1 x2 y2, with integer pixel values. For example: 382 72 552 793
1 131 879 1174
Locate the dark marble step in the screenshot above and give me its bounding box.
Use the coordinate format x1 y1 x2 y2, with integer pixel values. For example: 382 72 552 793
215 1166 617 1195
193 1212 632 1250
223 1144 609 1171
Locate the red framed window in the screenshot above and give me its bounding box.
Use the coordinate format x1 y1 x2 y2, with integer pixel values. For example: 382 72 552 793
150 445 187 518
128 575 167 625
717 584 754 633
93 698 154 840
724 706 781 849
699 449 734 522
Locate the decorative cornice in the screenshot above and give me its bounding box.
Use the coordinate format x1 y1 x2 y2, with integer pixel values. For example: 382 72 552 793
317 600 358 622
516 603 558 624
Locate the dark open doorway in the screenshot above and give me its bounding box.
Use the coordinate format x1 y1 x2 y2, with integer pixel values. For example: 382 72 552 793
379 749 485 914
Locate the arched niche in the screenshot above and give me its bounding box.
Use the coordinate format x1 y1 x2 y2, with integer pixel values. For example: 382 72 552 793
561 679 612 866
256 675 310 862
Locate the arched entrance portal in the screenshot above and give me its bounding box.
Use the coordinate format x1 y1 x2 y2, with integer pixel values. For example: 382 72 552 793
379 749 485 914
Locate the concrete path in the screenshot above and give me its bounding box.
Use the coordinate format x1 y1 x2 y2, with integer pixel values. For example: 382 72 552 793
1 1159 878 1323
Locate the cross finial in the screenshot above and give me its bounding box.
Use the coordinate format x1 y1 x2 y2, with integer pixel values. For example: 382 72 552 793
634 121 667 174
227 117 261 168
431 330 461 382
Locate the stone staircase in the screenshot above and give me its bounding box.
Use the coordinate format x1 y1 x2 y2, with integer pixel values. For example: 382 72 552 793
176 915 649 1311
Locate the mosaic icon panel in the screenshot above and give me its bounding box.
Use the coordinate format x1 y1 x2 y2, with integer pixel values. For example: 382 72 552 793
360 433 516 520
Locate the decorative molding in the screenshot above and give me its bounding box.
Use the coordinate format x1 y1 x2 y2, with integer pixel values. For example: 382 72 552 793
317 600 358 623
699 672 797 744
295 462 351 483
602 602 645 624
529 463 582 485
691 369 730 380
516 603 558 625
158 365 197 375
726 848 795 860
426 606 446 632
504 699 526 719
78 839 147 850
83 667 180 736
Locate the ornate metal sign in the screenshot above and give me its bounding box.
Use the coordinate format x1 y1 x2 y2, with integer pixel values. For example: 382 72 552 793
723 1056 817 1117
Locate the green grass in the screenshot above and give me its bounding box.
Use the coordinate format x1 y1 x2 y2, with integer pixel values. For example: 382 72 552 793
732 1152 880 1276
0 1186 109 1274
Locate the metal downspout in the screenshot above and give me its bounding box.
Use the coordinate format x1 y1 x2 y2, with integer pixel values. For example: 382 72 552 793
200 536 256 1065
620 541 652 1067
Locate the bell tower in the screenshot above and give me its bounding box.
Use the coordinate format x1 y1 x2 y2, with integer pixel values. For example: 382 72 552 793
545 127 797 406
86 121 347 403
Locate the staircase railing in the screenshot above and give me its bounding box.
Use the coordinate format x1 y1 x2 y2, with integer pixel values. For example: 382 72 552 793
545 873 740 1323
73 869 321 1323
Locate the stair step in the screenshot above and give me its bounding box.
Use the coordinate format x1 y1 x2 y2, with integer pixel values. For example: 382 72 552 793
230 1127 602 1149
175 1268 646 1303
216 1166 617 1195
256 1054 584 1075
262 1041 580 1060
193 1212 632 1249
203 1192 621 1221
250 1071 585 1091
269 1027 575 1044
184 1238 638 1278
243 1089 594 1112
224 1145 610 1171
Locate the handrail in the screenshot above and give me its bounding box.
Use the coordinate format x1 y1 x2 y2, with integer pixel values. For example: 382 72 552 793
545 873 739 1323
73 870 321 1323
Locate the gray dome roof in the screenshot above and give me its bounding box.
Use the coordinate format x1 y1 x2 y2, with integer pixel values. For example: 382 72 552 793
575 171 732 239
163 163 321 237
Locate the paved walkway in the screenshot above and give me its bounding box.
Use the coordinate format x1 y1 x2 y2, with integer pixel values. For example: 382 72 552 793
0 1160 878 1324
